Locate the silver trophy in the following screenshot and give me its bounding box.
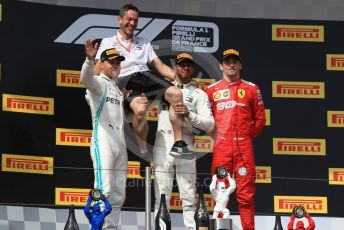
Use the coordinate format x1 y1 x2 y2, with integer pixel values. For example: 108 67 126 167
90 188 102 201
293 205 306 218
209 166 236 230
215 166 228 178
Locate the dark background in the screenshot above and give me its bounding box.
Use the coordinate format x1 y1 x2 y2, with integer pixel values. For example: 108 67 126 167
0 0 343 217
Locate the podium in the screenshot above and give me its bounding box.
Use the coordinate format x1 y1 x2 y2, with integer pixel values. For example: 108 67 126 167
209 218 233 230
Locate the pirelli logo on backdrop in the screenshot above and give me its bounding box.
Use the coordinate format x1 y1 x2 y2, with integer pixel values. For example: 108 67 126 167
127 161 154 179
193 78 216 91
326 54 344 71
170 192 215 211
55 188 89 206
56 128 92 147
2 154 53 175
194 135 214 153
127 161 141 179
56 69 84 88
147 105 158 121
272 81 325 99
329 168 344 185
273 138 326 156
0 4 2 22
327 111 344 128
274 196 328 214
255 166 271 183
265 109 271 126
272 24 324 42
2 94 54 115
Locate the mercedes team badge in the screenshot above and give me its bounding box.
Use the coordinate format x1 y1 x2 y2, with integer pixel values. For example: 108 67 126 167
238 166 247 176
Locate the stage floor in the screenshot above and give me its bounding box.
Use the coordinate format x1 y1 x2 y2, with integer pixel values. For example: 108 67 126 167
0 205 343 229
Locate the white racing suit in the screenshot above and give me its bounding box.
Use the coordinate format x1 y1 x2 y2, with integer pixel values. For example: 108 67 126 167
80 58 127 229
153 81 215 229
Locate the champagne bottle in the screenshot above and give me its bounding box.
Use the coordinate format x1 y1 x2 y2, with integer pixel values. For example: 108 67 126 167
273 214 283 230
155 194 171 230
64 205 80 230
194 190 210 229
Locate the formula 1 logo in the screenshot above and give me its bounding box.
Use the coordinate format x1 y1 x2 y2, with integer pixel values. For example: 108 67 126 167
55 14 172 45
54 14 219 53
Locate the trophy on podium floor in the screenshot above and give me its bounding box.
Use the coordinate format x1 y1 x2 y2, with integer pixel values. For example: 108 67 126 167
84 189 112 230
287 205 316 230
209 166 236 230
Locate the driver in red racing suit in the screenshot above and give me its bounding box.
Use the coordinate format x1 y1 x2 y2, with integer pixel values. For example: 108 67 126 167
206 49 266 230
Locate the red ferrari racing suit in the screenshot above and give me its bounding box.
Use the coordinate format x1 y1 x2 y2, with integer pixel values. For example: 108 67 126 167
206 78 266 230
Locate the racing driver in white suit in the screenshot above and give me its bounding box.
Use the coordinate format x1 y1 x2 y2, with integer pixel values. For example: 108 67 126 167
153 53 215 229
80 39 130 229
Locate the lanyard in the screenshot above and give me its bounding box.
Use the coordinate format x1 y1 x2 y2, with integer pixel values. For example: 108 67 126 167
115 34 131 53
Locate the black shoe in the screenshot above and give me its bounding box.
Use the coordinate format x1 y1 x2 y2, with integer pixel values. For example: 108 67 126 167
169 140 195 160
139 159 151 178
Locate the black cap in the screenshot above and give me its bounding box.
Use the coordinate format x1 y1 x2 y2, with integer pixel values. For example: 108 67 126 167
221 49 242 62
100 48 125 62
175 53 195 64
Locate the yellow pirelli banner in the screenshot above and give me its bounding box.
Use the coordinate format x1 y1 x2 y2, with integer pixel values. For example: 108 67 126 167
56 128 92 147
170 192 215 211
255 166 271 183
327 111 344 128
193 78 216 91
127 161 141 179
265 109 271 126
326 54 344 71
127 161 154 179
147 105 158 121
2 154 53 175
272 81 325 99
56 69 84 88
2 94 54 115
273 138 326 156
272 24 324 42
0 4 2 22
329 168 344 185
274 196 327 214
55 188 90 206
194 135 214 153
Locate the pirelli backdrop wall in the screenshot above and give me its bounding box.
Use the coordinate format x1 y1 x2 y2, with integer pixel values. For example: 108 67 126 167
1 0 344 217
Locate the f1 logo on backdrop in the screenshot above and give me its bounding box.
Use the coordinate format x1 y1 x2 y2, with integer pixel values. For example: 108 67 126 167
54 14 219 53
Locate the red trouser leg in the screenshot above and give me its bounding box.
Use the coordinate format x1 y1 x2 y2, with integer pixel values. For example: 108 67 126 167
236 174 255 230
234 138 256 230
211 135 233 175
211 136 256 230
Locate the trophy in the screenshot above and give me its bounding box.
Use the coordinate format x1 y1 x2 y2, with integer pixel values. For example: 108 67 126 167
209 166 236 230
288 205 316 229
293 205 306 218
84 189 112 230
90 188 102 201
214 166 228 178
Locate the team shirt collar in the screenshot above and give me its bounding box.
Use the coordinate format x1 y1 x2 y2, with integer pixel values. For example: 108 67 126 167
173 80 196 89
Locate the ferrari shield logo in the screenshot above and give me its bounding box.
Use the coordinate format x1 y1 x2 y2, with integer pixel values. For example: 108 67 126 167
237 89 245 98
